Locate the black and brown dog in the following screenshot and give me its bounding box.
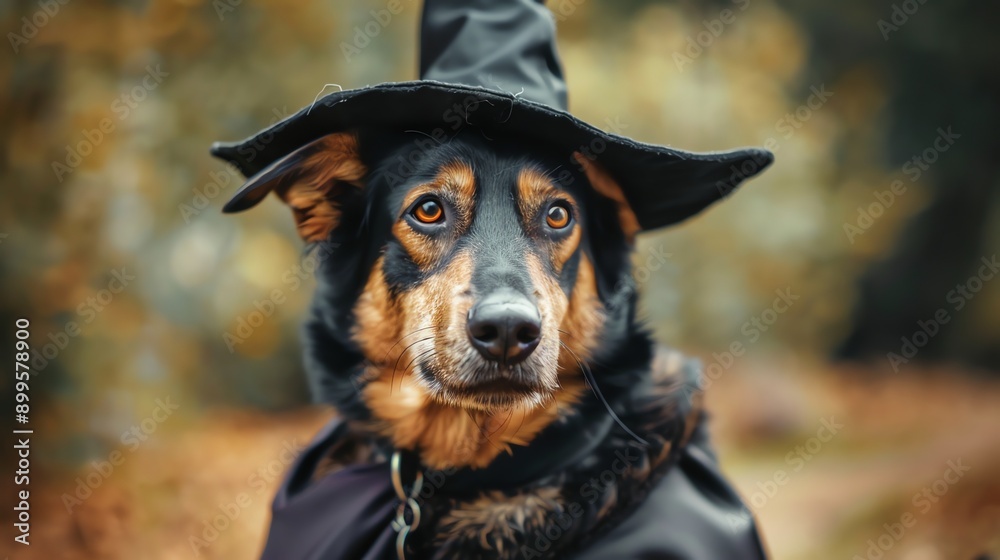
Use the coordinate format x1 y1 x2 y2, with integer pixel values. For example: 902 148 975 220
227 127 766 559
214 1 771 557
247 128 649 468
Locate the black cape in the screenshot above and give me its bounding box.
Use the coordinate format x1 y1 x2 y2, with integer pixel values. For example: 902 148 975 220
260 416 767 559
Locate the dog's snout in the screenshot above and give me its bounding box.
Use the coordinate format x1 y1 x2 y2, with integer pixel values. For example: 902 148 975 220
467 291 541 365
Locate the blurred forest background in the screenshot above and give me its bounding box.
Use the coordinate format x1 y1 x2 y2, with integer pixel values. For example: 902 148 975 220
1 0 999 559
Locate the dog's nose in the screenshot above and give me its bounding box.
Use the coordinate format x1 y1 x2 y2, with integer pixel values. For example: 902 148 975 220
467 292 541 365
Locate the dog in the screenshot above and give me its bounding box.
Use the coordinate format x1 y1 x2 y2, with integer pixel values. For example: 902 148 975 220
247 126 643 462
231 124 759 559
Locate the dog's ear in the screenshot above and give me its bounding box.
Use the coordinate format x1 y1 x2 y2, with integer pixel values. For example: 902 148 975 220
223 133 367 243
573 152 641 243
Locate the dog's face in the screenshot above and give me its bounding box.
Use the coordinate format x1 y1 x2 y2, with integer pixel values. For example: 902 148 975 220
358 147 590 412
237 129 640 466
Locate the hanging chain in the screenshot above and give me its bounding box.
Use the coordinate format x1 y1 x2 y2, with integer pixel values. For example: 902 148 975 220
390 451 424 560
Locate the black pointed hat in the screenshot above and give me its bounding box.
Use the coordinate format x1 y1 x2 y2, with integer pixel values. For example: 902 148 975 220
212 0 773 230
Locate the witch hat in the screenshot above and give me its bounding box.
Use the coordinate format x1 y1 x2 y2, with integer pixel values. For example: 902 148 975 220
211 0 773 230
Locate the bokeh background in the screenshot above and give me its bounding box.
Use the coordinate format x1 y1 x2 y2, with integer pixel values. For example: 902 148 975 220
2 0 999 558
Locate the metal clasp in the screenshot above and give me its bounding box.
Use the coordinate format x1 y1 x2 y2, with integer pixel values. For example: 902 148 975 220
390 451 424 560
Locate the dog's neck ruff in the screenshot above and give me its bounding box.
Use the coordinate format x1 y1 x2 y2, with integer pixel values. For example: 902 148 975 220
259 347 704 560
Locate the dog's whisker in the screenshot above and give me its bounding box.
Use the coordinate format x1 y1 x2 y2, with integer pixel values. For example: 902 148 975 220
488 407 515 438
463 410 506 456
508 406 528 444
376 328 435 394
558 340 648 446
379 326 435 365
558 328 617 370
394 350 435 396
398 347 436 393
392 337 434 375
389 337 434 395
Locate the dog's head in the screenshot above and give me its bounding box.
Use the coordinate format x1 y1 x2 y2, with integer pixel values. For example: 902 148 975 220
228 129 648 467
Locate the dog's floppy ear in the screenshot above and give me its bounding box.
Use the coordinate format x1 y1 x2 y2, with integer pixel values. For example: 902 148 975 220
574 152 641 243
222 133 367 243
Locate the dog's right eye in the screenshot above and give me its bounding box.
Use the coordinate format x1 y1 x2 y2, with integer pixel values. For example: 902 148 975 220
411 197 445 224
545 202 572 230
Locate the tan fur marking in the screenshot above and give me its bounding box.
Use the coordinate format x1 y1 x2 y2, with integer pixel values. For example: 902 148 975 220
440 160 476 203
596 483 618 519
391 161 476 270
276 133 367 242
363 379 588 469
516 168 581 272
351 256 402 367
573 152 641 242
363 382 588 469
391 218 440 270
516 168 561 223
555 254 605 366
553 220 582 273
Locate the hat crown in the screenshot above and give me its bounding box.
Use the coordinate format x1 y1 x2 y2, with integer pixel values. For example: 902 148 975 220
419 0 568 110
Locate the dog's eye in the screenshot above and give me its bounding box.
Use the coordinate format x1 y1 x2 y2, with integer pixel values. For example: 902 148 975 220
545 202 572 229
412 197 444 224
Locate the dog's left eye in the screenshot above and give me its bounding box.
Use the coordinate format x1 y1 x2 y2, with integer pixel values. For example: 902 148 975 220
545 202 572 229
411 197 445 224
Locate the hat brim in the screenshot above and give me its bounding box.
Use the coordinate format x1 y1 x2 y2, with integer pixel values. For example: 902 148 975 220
211 81 773 230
